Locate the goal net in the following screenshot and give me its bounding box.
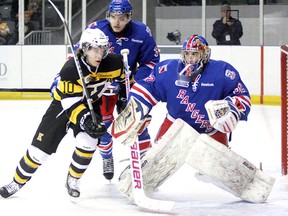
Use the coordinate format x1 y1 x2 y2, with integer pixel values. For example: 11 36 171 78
281 45 288 175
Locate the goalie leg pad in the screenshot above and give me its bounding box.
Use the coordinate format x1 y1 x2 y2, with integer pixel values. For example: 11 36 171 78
118 118 200 202
186 134 275 203
240 169 275 203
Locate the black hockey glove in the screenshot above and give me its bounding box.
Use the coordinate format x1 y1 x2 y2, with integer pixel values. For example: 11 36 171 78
116 96 127 114
116 84 127 114
80 112 107 139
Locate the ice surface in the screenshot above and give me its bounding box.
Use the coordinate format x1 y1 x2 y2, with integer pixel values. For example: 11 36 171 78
0 100 287 216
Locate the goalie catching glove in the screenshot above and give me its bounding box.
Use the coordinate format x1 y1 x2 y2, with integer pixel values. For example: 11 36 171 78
80 112 106 139
205 96 241 133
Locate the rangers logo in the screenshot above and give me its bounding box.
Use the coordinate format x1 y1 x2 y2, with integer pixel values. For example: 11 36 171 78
158 65 167 73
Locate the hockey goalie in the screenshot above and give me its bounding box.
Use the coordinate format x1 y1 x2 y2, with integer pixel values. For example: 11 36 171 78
108 35 275 204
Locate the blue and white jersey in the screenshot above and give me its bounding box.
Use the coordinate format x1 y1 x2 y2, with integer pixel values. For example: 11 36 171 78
77 20 160 81
129 59 251 134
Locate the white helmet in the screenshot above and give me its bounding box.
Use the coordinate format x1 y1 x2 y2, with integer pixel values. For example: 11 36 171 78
79 28 109 58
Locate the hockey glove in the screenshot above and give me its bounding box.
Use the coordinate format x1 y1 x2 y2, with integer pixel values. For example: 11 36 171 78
116 84 127 114
116 97 127 114
205 97 240 133
80 112 107 139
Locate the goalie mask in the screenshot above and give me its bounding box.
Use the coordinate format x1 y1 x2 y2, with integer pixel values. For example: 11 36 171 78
79 28 109 59
175 35 211 87
106 0 133 21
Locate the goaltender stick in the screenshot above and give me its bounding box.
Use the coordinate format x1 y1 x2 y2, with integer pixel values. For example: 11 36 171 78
109 35 275 203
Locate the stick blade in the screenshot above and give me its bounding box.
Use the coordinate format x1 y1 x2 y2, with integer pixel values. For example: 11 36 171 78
132 172 175 212
135 196 175 212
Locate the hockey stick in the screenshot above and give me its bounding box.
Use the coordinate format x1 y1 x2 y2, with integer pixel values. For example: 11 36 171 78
120 49 175 212
48 0 98 124
120 49 131 96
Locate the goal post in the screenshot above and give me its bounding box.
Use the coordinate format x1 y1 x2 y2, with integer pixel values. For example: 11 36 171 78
281 45 288 175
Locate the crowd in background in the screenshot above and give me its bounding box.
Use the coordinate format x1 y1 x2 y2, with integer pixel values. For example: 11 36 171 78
0 0 285 45
0 0 41 45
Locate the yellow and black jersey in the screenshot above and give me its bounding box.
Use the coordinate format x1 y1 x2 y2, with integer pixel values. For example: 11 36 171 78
54 53 124 125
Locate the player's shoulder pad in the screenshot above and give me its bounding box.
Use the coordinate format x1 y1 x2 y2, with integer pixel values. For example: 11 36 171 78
59 57 79 80
131 20 147 28
152 59 178 80
105 53 123 64
98 53 123 76
87 19 109 29
131 21 153 37
155 59 178 72
208 59 240 79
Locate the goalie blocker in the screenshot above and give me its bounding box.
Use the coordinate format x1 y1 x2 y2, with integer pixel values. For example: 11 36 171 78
118 118 275 203
108 96 151 146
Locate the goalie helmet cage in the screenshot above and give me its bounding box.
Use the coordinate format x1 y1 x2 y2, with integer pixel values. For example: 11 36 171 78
281 45 288 175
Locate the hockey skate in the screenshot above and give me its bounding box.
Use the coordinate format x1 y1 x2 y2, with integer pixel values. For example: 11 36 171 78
0 181 23 198
66 173 80 198
103 156 114 180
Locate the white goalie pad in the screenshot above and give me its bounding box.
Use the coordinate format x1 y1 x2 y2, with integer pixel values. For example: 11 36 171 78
118 118 200 202
119 118 275 204
186 134 275 203
108 96 150 145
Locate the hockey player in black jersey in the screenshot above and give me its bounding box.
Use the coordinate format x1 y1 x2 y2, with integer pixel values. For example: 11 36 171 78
0 28 125 198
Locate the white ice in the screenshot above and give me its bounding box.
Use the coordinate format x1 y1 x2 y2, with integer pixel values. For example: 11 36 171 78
0 100 287 216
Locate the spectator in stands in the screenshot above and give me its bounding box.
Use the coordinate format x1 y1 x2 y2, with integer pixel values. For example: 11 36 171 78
11 0 29 21
15 10 35 38
212 4 243 45
0 13 15 45
28 0 42 30
23 10 35 36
